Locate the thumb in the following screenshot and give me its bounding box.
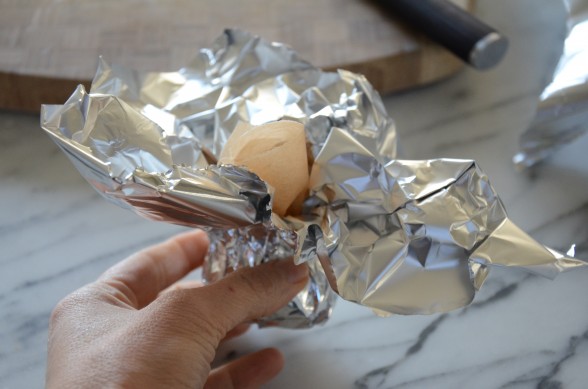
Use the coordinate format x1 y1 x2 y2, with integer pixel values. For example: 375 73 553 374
170 259 309 339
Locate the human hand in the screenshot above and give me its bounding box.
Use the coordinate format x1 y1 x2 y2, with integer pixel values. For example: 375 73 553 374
46 229 309 389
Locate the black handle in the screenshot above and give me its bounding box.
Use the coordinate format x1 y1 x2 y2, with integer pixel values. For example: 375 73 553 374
379 0 508 70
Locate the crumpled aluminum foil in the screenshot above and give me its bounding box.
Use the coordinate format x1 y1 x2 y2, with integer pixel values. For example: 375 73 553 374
41 29 585 326
514 0 588 169
311 128 585 314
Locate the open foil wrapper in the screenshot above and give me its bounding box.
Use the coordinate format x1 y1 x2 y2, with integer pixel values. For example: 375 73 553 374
41 29 585 327
514 0 588 168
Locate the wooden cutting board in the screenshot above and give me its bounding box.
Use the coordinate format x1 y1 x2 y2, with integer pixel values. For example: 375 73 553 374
0 0 472 113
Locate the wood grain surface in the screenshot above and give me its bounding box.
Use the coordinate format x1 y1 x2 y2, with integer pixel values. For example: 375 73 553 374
0 0 472 112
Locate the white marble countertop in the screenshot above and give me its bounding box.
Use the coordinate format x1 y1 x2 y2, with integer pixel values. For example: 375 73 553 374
2 0 588 388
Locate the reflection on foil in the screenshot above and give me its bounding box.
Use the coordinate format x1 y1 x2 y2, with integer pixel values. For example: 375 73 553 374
41 29 586 326
514 0 588 168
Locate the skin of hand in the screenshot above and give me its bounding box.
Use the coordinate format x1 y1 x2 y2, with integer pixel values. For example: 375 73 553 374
46 229 309 389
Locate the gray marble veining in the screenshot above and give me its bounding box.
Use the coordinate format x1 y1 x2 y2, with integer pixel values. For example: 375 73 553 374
2 0 588 388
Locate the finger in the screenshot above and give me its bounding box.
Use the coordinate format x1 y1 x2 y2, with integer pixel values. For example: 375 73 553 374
223 323 250 342
98 229 209 309
158 279 249 341
204 348 284 389
160 280 205 296
184 258 309 337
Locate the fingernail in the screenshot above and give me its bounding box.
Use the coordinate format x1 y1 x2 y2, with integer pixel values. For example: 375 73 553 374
285 260 309 284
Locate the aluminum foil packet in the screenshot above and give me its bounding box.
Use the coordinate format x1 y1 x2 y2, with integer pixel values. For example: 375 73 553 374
514 0 588 169
41 29 586 327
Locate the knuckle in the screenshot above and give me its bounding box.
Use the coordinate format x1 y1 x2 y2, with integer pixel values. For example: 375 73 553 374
49 298 70 325
49 284 102 325
50 291 83 324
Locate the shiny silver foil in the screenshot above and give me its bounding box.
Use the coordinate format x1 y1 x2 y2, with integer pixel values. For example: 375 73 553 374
310 128 585 314
514 0 588 168
42 29 585 325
